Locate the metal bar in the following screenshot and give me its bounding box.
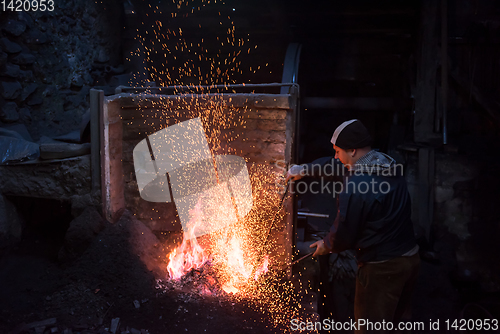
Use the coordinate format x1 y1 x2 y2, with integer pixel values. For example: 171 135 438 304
281 43 302 279
289 251 314 266
281 43 302 92
90 89 104 192
284 187 294 279
0 155 86 165
116 83 299 94
297 212 330 218
275 252 314 271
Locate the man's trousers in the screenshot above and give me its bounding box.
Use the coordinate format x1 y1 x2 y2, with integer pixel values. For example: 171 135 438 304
354 253 420 333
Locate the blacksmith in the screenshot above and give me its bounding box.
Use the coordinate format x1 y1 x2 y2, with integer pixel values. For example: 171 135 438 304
287 119 420 333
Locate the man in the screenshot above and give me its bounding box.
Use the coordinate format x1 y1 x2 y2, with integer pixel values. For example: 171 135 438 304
287 119 420 332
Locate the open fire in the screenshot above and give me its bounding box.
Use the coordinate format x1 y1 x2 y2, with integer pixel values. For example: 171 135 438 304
166 195 270 295
166 218 208 281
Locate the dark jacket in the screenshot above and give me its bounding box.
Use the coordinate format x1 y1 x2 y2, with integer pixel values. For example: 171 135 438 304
306 151 416 263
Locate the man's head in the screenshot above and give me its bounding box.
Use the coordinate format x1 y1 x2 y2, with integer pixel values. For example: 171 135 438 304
331 119 372 168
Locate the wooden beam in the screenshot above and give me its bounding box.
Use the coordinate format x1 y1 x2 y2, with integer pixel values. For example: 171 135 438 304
302 97 413 111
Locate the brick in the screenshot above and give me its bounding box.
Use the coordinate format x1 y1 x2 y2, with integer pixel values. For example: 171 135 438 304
242 119 259 130
250 94 291 109
241 129 270 142
268 131 286 143
257 119 286 131
246 109 287 120
266 142 286 154
242 152 267 164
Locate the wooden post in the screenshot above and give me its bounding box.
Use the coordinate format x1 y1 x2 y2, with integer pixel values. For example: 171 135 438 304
414 0 441 144
90 89 104 192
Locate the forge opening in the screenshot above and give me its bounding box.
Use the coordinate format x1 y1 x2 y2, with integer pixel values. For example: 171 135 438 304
5 196 72 261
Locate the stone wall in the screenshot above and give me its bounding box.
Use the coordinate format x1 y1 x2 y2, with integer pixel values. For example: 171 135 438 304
0 155 91 199
0 0 123 140
405 149 500 292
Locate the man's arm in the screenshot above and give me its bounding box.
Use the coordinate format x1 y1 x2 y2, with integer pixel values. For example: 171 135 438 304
286 156 342 182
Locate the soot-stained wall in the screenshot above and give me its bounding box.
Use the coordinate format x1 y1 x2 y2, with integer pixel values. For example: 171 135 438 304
0 0 124 140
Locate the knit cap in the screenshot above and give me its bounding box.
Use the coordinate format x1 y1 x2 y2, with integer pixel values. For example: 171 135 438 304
330 119 372 149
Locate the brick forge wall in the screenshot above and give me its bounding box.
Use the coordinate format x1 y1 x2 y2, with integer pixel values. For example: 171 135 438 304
102 92 296 267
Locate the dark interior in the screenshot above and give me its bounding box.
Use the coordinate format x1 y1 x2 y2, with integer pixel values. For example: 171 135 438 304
1 0 500 332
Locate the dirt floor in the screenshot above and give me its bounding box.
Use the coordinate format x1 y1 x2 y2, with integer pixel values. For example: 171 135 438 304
2 206 500 334
0 210 302 334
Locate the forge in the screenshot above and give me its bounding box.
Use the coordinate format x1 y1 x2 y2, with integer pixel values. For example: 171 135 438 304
98 85 296 255
91 83 304 308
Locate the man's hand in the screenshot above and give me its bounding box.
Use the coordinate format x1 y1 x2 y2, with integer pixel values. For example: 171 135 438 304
285 164 305 183
310 239 330 257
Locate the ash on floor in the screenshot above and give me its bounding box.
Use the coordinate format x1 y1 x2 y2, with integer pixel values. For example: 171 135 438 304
0 209 297 334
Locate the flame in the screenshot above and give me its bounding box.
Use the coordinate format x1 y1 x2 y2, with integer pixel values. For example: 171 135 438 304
226 235 252 279
220 235 252 294
168 223 270 294
221 237 269 294
221 284 239 294
166 233 207 280
167 199 270 294
167 200 208 280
